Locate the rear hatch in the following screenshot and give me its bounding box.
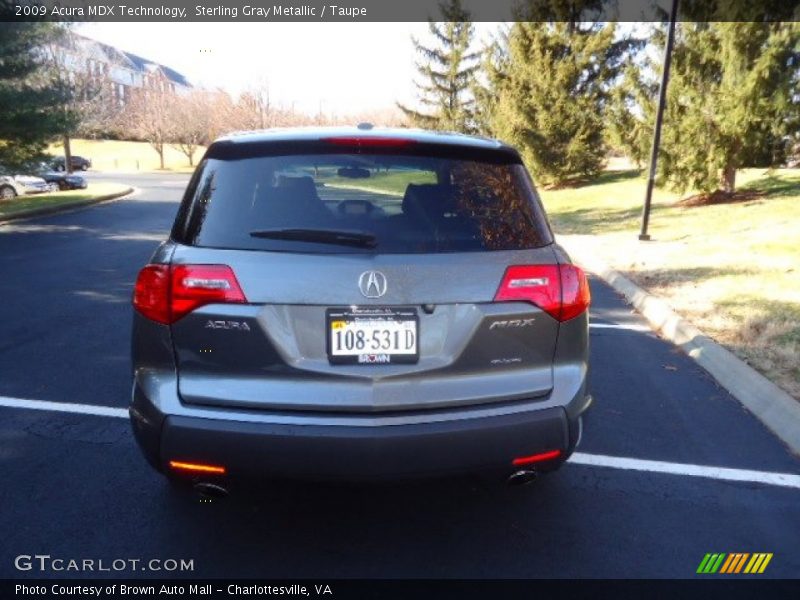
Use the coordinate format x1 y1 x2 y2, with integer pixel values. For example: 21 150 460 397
161 135 564 414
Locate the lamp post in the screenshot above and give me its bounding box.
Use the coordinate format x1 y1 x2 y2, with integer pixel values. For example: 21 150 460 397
639 0 679 241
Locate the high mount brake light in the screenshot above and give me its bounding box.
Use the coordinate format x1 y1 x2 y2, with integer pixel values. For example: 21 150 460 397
133 264 246 325
494 264 590 322
322 136 417 148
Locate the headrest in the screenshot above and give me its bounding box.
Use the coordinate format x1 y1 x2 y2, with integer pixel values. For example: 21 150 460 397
402 184 458 221
252 174 330 227
276 175 318 196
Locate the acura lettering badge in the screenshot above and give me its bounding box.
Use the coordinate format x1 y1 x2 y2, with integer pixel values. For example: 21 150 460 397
358 271 388 298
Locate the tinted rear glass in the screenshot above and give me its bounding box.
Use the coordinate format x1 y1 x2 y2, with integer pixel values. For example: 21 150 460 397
174 151 553 254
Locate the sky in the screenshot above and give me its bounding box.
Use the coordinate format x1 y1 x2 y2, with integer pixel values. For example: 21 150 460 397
76 22 501 117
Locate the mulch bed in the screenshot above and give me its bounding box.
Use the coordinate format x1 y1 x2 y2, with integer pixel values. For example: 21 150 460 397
676 188 767 207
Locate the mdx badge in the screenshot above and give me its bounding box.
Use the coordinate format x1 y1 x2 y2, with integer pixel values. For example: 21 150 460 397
490 318 535 330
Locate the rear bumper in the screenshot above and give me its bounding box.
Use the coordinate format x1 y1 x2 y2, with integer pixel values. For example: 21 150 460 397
159 407 573 480
131 378 590 481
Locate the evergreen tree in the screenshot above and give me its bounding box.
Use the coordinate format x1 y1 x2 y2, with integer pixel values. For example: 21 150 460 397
657 22 800 195
0 21 69 171
605 60 656 168
482 17 635 186
397 0 479 133
611 20 800 196
472 28 510 137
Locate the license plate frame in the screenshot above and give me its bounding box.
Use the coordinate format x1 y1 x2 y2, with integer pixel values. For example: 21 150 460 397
326 307 419 365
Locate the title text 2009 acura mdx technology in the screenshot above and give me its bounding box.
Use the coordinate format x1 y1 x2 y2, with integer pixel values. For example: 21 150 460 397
130 126 591 490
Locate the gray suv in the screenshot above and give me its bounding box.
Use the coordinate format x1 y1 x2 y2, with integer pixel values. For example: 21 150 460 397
130 127 591 489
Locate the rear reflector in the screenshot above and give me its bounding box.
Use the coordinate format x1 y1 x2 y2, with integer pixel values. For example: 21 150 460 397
323 136 417 148
494 264 590 322
512 449 562 466
168 460 226 475
133 264 246 325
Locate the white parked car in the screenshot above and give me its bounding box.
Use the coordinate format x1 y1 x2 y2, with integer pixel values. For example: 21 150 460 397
0 175 56 199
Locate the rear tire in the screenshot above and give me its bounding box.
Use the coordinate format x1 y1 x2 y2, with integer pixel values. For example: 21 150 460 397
0 185 17 200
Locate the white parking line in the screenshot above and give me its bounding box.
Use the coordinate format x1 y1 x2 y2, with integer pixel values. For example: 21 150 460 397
590 323 653 332
570 452 800 490
0 395 127 419
0 395 798 490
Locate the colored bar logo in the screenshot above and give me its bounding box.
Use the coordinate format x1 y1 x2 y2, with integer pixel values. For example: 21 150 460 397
697 553 773 574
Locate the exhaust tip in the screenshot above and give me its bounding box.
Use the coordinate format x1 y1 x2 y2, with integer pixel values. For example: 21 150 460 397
193 482 229 499
507 470 538 487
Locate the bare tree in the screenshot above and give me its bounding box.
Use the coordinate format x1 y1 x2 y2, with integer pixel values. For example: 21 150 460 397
338 106 408 127
170 91 214 166
205 89 239 139
236 79 274 130
124 87 174 169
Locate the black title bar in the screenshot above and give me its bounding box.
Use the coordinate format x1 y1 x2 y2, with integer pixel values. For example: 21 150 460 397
6 579 800 600
2 0 800 22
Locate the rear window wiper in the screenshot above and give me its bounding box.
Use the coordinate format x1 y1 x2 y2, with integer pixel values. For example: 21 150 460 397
249 228 377 248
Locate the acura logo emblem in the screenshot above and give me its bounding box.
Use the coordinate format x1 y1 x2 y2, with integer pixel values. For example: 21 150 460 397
358 270 388 298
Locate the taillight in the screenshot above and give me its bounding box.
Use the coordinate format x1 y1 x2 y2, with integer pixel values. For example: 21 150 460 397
133 264 170 324
559 263 592 321
494 264 590 322
171 264 246 322
133 264 246 325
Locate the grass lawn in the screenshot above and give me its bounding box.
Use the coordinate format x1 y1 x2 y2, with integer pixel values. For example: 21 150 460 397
0 182 131 218
540 168 800 400
325 169 436 196
48 139 203 173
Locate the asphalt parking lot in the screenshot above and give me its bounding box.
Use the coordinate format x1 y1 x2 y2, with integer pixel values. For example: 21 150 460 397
1 172 798 578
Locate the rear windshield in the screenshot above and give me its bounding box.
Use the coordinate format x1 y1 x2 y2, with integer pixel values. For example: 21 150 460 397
173 152 553 254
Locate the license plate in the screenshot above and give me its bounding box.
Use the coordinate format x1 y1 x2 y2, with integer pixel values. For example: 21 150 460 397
326 307 419 365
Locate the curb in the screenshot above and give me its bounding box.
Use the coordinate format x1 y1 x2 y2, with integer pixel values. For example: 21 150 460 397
0 187 135 224
559 236 800 456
